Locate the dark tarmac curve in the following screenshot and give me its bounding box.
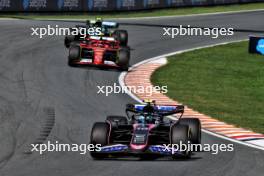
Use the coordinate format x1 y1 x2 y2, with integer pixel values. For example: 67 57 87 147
0 11 264 176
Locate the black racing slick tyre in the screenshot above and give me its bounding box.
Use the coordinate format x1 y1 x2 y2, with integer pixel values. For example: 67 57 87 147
171 124 191 159
90 122 110 159
113 30 128 46
64 35 75 48
116 47 130 71
68 45 80 66
179 118 201 144
106 116 128 128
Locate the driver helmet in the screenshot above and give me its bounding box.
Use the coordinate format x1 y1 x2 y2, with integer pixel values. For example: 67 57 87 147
142 99 155 113
138 115 145 124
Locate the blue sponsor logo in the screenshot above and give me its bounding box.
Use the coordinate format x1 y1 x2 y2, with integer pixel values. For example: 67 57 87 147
135 104 177 111
167 0 172 6
256 39 264 55
157 105 177 111
100 145 128 152
23 0 30 10
143 0 148 7
57 0 64 9
149 146 172 155
149 145 182 155
117 0 122 9
87 0 94 11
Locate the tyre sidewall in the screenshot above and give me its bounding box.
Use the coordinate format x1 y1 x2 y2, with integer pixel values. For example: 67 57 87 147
170 124 191 158
179 118 201 144
116 47 130 70
113 30 128 46
68 45 80 63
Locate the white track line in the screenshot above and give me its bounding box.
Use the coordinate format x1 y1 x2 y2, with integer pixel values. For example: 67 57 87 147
0 18 18 20
118 39 264 151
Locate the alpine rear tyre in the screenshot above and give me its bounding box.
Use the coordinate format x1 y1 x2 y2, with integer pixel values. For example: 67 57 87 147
179 118 201 144
171 124 191 159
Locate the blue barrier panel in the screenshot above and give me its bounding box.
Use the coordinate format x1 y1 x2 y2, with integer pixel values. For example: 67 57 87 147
0 0 263 12
249 36 264 55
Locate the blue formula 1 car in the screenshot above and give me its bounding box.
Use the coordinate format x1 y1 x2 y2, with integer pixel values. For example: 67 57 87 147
90 100 201 159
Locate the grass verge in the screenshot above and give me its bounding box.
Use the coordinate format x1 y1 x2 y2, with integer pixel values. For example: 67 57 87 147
0 3 264 20
151 41 264 134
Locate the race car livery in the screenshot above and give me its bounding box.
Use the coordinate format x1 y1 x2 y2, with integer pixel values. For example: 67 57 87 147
64 18 128 48
68 36 130 70
90 100 201 159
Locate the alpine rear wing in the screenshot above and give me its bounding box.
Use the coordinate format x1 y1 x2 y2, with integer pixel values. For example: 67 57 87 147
126 104 184 115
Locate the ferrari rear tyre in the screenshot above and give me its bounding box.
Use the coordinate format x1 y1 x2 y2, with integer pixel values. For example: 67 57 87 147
171 124 191 159
113 30 128 46
179 118 201 144
90 122 110 159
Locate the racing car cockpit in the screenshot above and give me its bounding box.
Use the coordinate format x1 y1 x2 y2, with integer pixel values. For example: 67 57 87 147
126 100 184 124
86 18 119 36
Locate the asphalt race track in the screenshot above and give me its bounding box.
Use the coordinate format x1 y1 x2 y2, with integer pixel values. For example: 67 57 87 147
0 11 264 176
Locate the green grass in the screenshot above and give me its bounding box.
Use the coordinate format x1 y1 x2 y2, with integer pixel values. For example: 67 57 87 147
1 3 264 19
151 41 264 134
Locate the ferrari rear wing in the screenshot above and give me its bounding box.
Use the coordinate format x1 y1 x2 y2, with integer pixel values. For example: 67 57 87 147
89 36 115 41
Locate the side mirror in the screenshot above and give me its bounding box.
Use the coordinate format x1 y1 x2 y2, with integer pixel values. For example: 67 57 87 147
176 105 184 113
126 103 134 110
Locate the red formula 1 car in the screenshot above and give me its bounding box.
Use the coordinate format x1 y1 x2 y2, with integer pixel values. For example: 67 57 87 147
68 36 130 70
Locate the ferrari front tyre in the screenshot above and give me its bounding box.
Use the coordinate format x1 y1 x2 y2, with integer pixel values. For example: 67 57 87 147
90 122 110 159
116 47 130 71
179 118 201 144
68 45 80 66
113 30 128 46
171 124 191 159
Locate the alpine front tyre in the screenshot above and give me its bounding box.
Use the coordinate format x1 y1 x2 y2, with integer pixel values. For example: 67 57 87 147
90 122 110 159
